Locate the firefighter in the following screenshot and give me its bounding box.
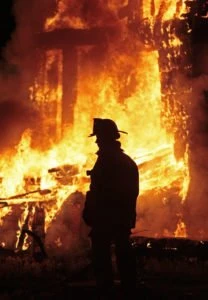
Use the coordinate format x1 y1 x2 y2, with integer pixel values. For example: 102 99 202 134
82 118 139 299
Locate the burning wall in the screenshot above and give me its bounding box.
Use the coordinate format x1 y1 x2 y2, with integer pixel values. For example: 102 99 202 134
0 0 208 254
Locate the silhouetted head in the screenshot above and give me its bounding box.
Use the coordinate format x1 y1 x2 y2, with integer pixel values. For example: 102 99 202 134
89 118 127 146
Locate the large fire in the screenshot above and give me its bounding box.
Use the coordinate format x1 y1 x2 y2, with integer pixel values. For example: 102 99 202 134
0 0 196 252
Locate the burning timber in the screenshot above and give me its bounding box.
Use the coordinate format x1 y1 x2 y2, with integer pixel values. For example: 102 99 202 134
0 189 52 260
0 1 208 264
119 0 208 238
37 25 119 129
0 164 86 260
0 188 52 205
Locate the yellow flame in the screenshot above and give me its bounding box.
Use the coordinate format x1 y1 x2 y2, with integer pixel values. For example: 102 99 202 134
0 1 191 246
174 219 187 238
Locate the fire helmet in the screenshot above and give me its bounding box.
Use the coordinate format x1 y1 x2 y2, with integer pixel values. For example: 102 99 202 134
89 118 127 140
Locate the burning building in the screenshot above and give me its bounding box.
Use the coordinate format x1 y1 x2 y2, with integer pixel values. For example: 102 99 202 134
0 0 208 255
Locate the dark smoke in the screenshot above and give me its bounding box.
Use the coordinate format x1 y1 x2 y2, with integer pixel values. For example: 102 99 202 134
0 0 46 151
0 100 39 151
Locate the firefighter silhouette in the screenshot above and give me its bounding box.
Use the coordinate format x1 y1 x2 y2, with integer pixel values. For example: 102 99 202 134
83 118 139 299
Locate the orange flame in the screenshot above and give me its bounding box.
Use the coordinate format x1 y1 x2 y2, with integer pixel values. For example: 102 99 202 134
0 1 191 248
174 219 187 238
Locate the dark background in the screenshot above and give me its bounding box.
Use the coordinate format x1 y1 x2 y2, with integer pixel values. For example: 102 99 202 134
0 0 15 60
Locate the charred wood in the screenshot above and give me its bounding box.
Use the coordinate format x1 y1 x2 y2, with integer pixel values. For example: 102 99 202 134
0 189 51 201
23 229 47 262
16 204 33 252
62 47 77 128
38 27 119 50
48 164 79 185
31 205 46 261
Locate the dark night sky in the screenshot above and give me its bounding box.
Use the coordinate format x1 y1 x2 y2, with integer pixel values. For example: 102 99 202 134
0 0 15 59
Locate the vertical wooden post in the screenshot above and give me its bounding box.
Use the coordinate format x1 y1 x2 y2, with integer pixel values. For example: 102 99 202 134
32 204 46 260
62 46 78 133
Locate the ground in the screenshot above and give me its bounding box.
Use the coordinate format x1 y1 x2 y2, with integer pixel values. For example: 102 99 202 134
1 250 208 299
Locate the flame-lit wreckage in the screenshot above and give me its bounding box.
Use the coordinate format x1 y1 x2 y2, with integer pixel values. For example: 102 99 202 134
0 0 208 260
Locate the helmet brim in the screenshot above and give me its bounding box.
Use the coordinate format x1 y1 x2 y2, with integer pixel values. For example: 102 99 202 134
88 130 127 137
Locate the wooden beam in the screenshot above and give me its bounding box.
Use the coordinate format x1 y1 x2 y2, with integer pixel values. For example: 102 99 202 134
38 26 118 49
62 46 78 130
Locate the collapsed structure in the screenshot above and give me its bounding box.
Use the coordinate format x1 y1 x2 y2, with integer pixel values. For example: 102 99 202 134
0 1 208 256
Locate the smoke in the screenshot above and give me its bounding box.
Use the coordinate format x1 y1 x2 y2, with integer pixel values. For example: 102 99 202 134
45 192 90 268
0 100 39 151
0 0 47 150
